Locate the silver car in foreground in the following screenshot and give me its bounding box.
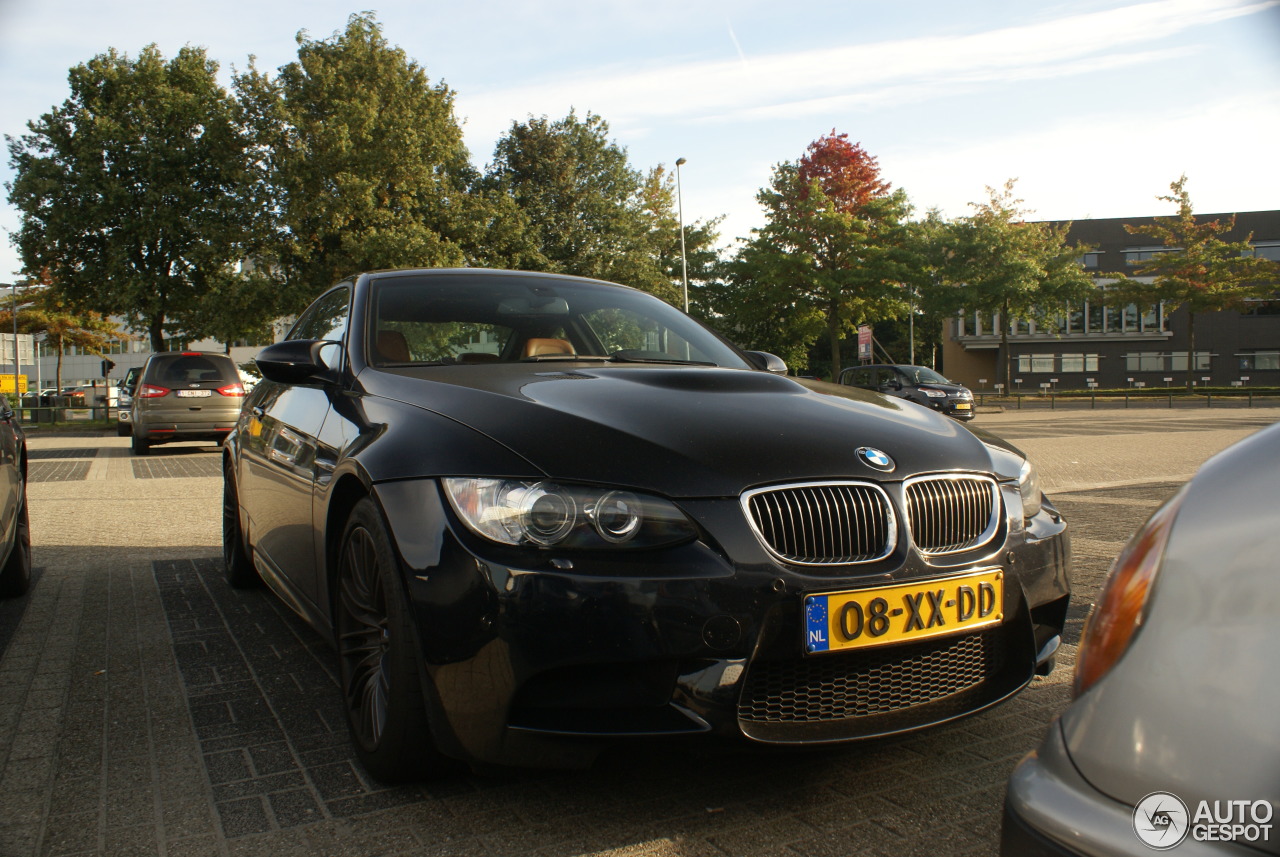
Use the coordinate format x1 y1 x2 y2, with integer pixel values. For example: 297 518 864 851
1002 421 1280 856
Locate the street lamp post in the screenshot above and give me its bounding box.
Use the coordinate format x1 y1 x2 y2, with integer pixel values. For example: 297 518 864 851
11 280 18 411
675 157 689 313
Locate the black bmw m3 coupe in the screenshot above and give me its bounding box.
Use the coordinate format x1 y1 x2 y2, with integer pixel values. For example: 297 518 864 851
223 268 1071 780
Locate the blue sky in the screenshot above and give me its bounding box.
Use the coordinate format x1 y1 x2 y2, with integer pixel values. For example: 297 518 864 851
2 0 1278 281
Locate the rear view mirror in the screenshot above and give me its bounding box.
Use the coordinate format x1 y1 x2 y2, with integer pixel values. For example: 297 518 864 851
743 351 789 375
498 297 570 317
256 340 336 384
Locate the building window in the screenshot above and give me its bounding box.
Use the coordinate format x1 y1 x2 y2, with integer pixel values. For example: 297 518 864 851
1077 253 1100 268
1238 351 1280 371
1122 304 1139 332
1060 353 1099 373
1126 352 1165 372
1067 305 1084 333
1087 303 1103 333
1140 305 1159 332
1249 243 1280 262
1170 352 1211 371
1125 247 1179 265
1105 306 1123 333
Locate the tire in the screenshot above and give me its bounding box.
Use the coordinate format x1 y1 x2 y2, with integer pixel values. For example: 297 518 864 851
131 430 150 456
0 482 31 598
222 460 259 588
116 420 130 437
335 497 443 782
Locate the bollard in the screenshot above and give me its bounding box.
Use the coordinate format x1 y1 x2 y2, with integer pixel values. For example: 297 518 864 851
1090 391 1095 409
1050 394 1055 410
1206 393 1212 408
1124 392 1129 408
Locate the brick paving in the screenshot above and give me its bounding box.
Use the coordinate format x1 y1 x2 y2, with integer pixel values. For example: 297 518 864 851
0 407 1276 857
132 457 221 480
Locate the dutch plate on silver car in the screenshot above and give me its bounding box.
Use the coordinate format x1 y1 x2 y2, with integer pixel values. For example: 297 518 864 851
222 268 1071 781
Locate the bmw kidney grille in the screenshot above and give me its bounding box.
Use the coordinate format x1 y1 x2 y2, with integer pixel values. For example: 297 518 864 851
744 476 1001 565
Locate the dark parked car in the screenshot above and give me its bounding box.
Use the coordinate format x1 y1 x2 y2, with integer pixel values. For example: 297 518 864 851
1002 422 1280 857
117 365 141 437
0 397 30 598
840 364 975 421
130 351 246 455
223 268 1071 781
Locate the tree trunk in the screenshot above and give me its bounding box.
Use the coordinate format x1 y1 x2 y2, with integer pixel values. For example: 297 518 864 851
1184 311 1196 392
55 336 64 396
149 315 166 352
828 305 842 381
1000 300 1012 393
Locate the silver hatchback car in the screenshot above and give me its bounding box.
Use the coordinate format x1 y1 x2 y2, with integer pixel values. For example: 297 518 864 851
1002 421 1280 856
130 351 246 455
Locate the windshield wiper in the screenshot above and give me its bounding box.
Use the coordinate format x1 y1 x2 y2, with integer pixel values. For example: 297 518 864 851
608 355 718 367
520 354 611 362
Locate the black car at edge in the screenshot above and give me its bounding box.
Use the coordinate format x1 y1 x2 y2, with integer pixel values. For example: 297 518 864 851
223 268 1071 780
840 364 976 421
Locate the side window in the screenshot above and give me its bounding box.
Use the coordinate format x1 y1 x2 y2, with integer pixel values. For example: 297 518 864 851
289 287 351 344
286 286 350 373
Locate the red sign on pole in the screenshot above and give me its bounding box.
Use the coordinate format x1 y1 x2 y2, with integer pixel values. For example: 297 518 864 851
857 325 873 362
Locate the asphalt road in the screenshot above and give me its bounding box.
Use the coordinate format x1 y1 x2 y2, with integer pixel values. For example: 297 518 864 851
1 406 1275 857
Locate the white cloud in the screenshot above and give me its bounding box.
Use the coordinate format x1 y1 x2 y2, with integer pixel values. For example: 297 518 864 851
457 0 1275 146
884 87 1280 221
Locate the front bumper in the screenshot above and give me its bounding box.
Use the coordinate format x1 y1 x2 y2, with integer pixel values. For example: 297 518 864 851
375 481 1070 768
1002 721 1261 857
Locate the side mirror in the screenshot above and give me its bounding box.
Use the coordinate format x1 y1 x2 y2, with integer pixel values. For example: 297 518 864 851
256 339 337 384
743 351 789 375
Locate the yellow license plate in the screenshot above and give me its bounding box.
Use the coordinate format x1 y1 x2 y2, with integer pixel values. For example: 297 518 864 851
954 402 972 410
804 569 1003 654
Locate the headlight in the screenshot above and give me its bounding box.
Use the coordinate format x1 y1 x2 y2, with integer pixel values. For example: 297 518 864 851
1017 458 1043 519
442 478 697 550
1073 487 1185 697
919 387 947 398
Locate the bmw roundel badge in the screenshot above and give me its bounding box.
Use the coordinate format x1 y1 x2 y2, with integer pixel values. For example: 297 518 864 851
856 446 895 472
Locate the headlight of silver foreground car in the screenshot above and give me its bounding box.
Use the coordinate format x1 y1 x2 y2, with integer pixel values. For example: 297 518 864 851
442 478 698 549
1017 458 1043 519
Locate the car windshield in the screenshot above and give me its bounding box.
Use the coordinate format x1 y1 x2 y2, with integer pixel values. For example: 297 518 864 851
368 273 750 369
149 354 237 386
900 366 953 385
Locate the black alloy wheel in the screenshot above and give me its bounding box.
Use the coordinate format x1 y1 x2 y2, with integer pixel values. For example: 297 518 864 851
335 497 442 782
0 481 31 597
222 461 258 588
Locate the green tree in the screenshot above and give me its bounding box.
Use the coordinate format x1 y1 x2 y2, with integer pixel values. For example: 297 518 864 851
237 13 523 300
931 180 1095 391
637 163 723 311
487 110 687 302
1102 176 1279 389
719 133 914 378
6 44 274 351
0 282 135 395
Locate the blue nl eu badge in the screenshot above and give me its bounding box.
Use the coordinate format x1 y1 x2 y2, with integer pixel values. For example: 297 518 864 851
804 596 830 653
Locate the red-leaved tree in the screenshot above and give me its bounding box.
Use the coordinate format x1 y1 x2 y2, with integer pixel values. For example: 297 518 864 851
797 131 892 215
723 132 913 377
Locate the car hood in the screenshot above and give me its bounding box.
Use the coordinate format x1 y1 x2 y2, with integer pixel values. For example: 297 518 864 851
362 364 1001 498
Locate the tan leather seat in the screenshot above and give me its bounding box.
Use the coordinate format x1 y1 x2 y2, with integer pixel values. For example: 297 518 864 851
377 330 411 363
523 338 575 358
